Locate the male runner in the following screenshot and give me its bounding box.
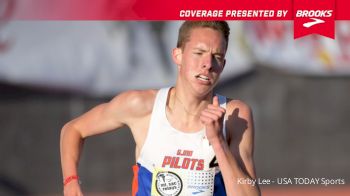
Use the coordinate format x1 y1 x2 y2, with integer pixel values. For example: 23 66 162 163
60 21 260 196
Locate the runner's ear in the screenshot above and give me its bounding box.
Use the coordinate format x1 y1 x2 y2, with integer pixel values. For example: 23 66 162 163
172 47 182 66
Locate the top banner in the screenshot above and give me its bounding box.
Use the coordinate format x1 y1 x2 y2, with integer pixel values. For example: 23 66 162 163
5 0 350 20
3 0 350 38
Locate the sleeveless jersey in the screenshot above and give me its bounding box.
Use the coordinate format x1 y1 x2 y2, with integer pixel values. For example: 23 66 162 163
132 87 227 196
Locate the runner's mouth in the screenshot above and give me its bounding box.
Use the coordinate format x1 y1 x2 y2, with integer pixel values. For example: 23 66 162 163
195 74 210 81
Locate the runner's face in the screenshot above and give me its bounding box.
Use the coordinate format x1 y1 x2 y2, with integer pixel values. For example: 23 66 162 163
174 27 226 95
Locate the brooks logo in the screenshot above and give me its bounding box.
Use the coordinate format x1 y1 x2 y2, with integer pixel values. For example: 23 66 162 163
303 18 325 28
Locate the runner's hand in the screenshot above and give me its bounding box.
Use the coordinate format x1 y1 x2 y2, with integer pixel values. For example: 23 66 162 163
63 181 83 196
200 96 226 144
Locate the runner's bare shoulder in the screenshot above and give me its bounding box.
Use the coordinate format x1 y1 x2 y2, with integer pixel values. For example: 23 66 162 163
226 99 252 114
107 89 158 123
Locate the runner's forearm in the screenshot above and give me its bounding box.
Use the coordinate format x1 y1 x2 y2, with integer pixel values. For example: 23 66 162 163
211 138 260 196
60 122 84 179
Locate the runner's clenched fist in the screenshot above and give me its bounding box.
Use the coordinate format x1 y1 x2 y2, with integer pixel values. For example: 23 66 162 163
200 96 226 144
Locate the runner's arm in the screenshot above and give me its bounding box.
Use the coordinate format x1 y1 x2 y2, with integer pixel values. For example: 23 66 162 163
212 100 260 196
60 90 149 195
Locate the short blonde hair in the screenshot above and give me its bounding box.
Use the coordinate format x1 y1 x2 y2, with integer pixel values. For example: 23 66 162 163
176 21 230 50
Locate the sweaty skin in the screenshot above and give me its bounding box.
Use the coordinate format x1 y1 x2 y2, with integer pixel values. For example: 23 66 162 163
60 27 260 196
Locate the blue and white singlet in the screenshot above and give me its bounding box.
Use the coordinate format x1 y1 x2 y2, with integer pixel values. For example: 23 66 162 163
132 87 227 196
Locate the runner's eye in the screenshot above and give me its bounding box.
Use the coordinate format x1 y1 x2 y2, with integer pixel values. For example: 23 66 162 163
214 55 224 65
215 55 223 61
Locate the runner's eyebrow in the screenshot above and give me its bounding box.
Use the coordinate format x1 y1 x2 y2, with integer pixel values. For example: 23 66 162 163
192 48 207 52
213 52 225 56
192 47 224 55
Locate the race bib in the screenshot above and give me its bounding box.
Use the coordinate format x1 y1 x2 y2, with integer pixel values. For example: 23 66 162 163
151 168 215 196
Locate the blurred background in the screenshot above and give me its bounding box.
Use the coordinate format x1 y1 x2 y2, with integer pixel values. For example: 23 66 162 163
1 10 350 196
